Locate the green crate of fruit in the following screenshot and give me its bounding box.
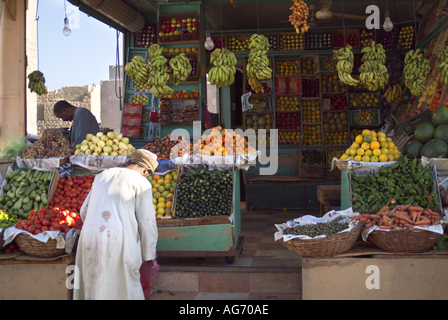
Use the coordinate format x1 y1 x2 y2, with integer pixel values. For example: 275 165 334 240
349 109 381 127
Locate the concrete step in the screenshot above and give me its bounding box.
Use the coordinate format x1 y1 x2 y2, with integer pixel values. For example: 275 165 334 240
152 265 302 296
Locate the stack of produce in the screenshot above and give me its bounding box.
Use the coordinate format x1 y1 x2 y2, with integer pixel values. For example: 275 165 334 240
0 169 52 218
359 41 389 91
48 174 94 213
148 171 176 218
350 156 439 212
246 113 273 130
124 56 150 88
208 48 237 88
353 204 441 230
0 210 19 229
383 85 403 104
284 221 349 237
437 46 448 84
143 134 192 160
169 104 199 123
417 75 440 109
146 44 175 98
74 132 135 156
192 126 256 156
402 106 448 159
168 53 193 86
175 166 233 218
158 100 172 123
339 129 402 162
334 45 359 86
403 49 430 96
288 0 310 34
246 34 273 92
14 206 83 235
27 70 48 96
21 129 74 159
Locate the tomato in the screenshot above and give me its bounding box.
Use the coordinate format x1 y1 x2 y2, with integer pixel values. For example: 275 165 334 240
28 226 36 234
34 229 42 235
42 226 49 232
59 178 66 184
35 223 42 229
65 180 74 187
42 219 50 226
57 183 63 190
4 248 12 254
88 175 94 180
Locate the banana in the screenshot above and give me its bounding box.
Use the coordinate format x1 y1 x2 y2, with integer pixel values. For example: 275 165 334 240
404 49 430 96
27 70 48 95
333 45 359 86
209 48 237 87
246 34 272 89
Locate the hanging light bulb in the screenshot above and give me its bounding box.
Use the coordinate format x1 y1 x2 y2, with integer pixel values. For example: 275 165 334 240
204 30 214 50
383 11 393 32
63 17 71 36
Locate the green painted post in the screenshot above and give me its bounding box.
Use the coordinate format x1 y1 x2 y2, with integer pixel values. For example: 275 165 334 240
220 86 232 129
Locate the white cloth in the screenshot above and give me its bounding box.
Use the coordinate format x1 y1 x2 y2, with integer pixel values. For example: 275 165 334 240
73 167 158 300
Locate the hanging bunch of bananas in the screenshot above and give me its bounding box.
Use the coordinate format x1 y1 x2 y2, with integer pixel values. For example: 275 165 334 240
383 84 403 104
208 48 237 87
403 48 430 96
358 41 389 91
125 56 150 85
169 53 193 86
333 45 359 86
28 70 48 96
246 34 272 92
148 44 163 60
437 46 448 84
147 49 173 98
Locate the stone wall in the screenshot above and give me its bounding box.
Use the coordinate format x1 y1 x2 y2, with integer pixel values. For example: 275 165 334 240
36 85 101 136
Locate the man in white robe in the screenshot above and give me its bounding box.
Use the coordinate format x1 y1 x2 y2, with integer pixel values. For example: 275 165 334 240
73 150 159 300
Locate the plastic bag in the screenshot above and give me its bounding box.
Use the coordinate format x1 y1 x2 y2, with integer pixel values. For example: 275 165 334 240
0 136 31 159
140 260 159 299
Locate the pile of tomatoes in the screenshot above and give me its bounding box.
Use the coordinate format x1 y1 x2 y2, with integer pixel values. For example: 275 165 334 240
48 174 94 213
15 206 83 235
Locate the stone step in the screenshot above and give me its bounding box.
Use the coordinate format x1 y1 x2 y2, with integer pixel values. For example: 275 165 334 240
153 266 302 295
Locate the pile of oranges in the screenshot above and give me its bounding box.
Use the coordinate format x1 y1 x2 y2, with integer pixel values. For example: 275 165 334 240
303 125 322 145
192 126 257 156
160 89 199 100
339 129 402 162
275 60 300 76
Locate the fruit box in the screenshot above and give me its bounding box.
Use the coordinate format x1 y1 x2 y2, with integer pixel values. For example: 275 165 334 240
394 108 433 136
278 32 305 51
226 33 252 53
300 55 321 75
263 33 279 51
332 29 361 50
305 31 333 50
319 55 337 73
158 12 199 44
349 109 381 127
275 58 301 76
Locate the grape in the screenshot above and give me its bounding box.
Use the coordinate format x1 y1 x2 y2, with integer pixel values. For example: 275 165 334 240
21 129 74 159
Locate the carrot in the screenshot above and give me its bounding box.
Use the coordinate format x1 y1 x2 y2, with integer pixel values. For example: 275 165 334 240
404 223 415 228
411 211 418 223
395 205 410 212
367 214 381 220
366 221 374 228
433 220 440 225
378 206 390 215
352 215 363 221
416 211 423 222
380 225 393 229
415 218 431 226
382 215 392 225
408 206 424 212
395 212 413 224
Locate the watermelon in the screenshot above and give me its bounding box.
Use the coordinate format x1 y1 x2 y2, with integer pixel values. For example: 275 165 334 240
432 106 448 127
414 123 434 144
421 139 448 159
402 140 424 159
434 124 448 144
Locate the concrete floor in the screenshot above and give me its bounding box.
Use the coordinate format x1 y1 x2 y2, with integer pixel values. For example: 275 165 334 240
148 203 318 300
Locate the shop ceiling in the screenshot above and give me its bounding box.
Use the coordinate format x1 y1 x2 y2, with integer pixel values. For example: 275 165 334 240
74 0 437 32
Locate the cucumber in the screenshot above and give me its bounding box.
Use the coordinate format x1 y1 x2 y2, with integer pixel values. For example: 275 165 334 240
24 183 37 196
4 183 11 192
30 190 37 199
15 171 27 182
23 200 33 213
12 195 25 211
6 170 21 180
0 194 5 203
34 194 41 203
22 196 30 204
41 193 48 205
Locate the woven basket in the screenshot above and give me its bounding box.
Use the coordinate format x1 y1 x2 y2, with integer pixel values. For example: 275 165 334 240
335 160 349 171
15 234 66 258
0 228 4 250
282 223 362 258
368 225 445 253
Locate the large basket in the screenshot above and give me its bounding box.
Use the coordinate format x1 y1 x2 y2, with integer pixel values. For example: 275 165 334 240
282 223 362 258
0 228 4 250
15 234 66 258
368 226 444 253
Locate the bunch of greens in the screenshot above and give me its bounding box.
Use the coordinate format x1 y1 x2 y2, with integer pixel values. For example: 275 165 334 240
351 156 439 211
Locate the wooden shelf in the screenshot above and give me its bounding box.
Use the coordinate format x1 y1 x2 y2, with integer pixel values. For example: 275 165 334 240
274 74 301 77
159 122 195 125
275 110 301 113
322 109 349 112
322 91 347 95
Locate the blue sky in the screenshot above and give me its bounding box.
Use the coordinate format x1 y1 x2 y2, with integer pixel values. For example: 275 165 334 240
37 0 123 91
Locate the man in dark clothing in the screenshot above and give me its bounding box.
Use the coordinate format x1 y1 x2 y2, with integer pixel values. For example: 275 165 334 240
53 100 100 147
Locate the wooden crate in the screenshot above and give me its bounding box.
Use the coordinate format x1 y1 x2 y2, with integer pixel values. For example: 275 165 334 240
278 32 306 51
305 31 333 50
158 12 199 44
300 55 320 75
263 32 279 51
226 33 252 52
333 28 361 49
274 58 301 76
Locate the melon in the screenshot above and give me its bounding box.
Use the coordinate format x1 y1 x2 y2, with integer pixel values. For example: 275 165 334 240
402 140 423 159
432 106 448 127
414 123 434 144
434 124 448 144
421 139 448 159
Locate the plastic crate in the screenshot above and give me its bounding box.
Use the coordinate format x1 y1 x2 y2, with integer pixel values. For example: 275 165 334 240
394 109 433 136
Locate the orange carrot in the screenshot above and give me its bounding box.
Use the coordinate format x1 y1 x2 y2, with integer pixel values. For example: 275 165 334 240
380 225 393 229
352 215 363 221
395 205 410 212
415 218 431 226
395 212 413 224
367 214 381 220
408 206 424 212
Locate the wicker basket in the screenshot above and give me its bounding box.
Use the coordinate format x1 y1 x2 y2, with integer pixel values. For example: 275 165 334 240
15 234 66 258
282 223 362 258
334 160 349 171
368 226 444 253
0 228 4 250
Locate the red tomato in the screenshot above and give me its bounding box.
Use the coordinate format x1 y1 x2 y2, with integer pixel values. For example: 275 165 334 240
88 175 94 180
42 219 50 226
34 229 42 235
42 226 49 232
35 223 42 229
65 180 74 187
28 226 36 233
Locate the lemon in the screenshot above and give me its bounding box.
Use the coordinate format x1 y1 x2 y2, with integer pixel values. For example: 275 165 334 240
154 192 160 199
152 187 158 193
394 149 401 155
357 148 365 156
370 141 380 150
372 136 378 141
340 154 349 160
388 142 395 149
387 154 395 161
373 149 382 156
351 142 361 149
394 155 401 161
362 155 371 162
379 154 388 162
165 201 172 208
157 208 165 215
355 135 364 144
354 155 362 161
361 142 370 150
381 148 389 155
164 208 172 215
386 137 392 143
350 148 358 156
380 141 389 148
147 175 153 181
388 148 395 155
377 132 386 138
365 149 373 157
158 186 166 193
157 202 165 209
346 148 351 155
370 156 379 162
152 198 157 205
362 129 371 136
154 204 158 211
370 131 377 137
158 197 166 203
378 136 386 143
